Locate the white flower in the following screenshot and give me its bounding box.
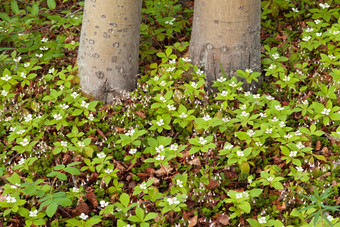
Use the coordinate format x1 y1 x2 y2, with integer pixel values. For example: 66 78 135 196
170 144 178 151
327 215 334 222
18 158 25 165
1 90 8 96
267 177 274 182
275 105 284 111
240 104 247 110
1 74 12 81
198 137 207 145
266 128 273 134
176 179 183 187
71 92 78 98
167 197 180 205
247 130 255 137
156 145 164 153
229 81 237 87
240 111 249 117
182 57 191 62
245 69 253 74
24 114 32 122
296 166 304 172
6 196 16 203
260 112 267 118
165 18 175 25
237 150 244 157
24 62 30 67
269 64 276 70
167 67 175 72
167 104 176 111
314 19 321 24
289 151 297 157
329 55 335 60
295 130 302 136
283 76 290 81
258 216 267 224
217 77 226 83
332 30 339 35
39 46 48 51
53 113 62 120
125 129 135 136
20 138 29 147
225 144 233 150
243 192 249 197
29 210 38 217
222 117 230 122
17 129 25 134
160 81 166 87
244 91 251 96
271 117 278 122
255 141 262 146
61 141 67 147
221 90 228 96
36 54 43 58
71 41 76 45
191 82 197 88
248 178 253 184
319 3 330 9
284 134 292 139
159 96 166 103
305 27 314 32
236 193 243 199
78 141 85 147
296 142 305 150
302 36 311 42
272 53 280 59
20 72 26 78
81 100 89 108
254 94 260 99
88 113 94 121
196 69 204 76
203 115 211 121
105 169 113 174
169 59 176 65
321 108 331 115
140 182 147 190
266 95 274 101
79 213 88 220
179 112 187 118
100 200 109 208
129 149 137 155
97 152 106 159
13 56 21 63
156 119 164 126
72 187 79 192
279 121 286 128
41 37 49 42
292 8 299 13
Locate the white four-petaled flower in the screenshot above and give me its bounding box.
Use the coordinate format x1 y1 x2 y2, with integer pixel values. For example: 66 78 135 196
100 200 109 208
20 138 29 147
321 108 331 115
29 210 38 217
167 197 180 205
237 150 244 157
97 152 106 159
79 213 88 220
258 217 267 224
198 137 207 145
6 196 16 203
1 74 12 81
53 113 62 120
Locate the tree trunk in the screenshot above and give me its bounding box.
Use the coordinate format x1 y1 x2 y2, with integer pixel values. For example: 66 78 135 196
189 0 262 92
77 0 142 103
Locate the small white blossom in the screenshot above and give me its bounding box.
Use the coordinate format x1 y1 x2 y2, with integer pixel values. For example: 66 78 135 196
13 56 21 63
267 177 274 182
182 57 191 62
36 54 43 58
236 193 243 199
217 77 226 83
105 169 113 174
1 90 8 96
222 117 230 122
97 152 106 159
176 179 183 188
167 67 175 72
332 30 339 35
319 3 330 9
284 134 292 139
260 112 267 118
160 81 166 87
100 200 109 208
24 62 30 67
191 82 197 88
258 217 267 224
78 141 85 147
196 69 204 76
295 130 302 136
170 144 178 151
71 92 78 98
292 8 299 13
296 166 304 172
254 94 260 99
159 96 166 103
221 90 228 96
243 192 249 197
18 158 25 165
17 129 25 135
179 112 187 118
156 119 164 126
29 210 38 217
266 95 274 101
229 81 237 87
125 129 135 136
154 76 159 81
245 69 253 74
240 111 249 117
167 197 180 205
20 72 26 78
79 213 88 220
61 141 67 147
269 64 276 70
266 128 273 134
302 36 311 42
167 104 176 111
279 121 286 128
255 141 262 146
314 19 321 24
244 91 251 96
140 182 147 190
272 53 280 59
24 114 32 122
290 151 298 157
88 113 94 121
275 105 284 111
169 59 176 64
156 145 164 153
81 100 89 109
237 150 244 157
283 76 290 81
327 215 334 222
225 144 233 150
41 37 49 42
129 149 137 155
198 137 207 145
247 130 255 137
296 142 305 150
203 115 211 121
72 187 79 192
305 27 314 32
321 108 331 115
20 138 29 147
1 74 12 81
6 196 16 203
39 46 48 51
53 113 62 121
240 104 247 110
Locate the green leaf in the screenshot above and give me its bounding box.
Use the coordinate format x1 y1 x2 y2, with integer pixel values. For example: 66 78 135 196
247 218 261 227
239 202 251 213
46 203 58 217
135 207 144 220
250 189 263 197
31 2 39 16
11 0 20 14
47 0 56 9
120 193 130 208
144 212 157 221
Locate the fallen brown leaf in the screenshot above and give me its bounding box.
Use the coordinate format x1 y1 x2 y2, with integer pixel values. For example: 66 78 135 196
189 157 201 166
188 215 198 227
136 110 146 118
217 213 229 225
85 191 98 208
155 165 173 177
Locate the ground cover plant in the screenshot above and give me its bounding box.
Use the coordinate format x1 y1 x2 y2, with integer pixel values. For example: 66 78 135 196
0 0 339 226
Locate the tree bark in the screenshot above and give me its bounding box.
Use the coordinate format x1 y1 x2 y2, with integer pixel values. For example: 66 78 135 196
189 0 262 92
77 0 142 103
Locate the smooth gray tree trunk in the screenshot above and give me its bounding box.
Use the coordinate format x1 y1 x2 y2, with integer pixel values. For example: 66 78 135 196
189 0 262 92
77 0 142 103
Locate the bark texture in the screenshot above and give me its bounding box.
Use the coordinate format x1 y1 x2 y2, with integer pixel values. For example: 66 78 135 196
77 0 142 103
189 0 262 91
